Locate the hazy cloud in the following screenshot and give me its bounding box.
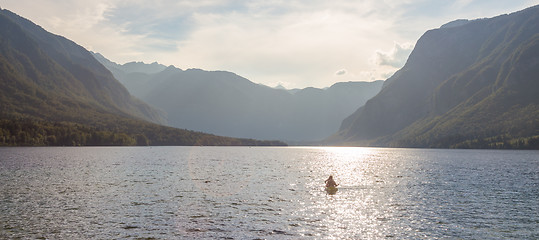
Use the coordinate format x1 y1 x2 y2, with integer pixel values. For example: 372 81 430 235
335 69 347 75
373 42 414 68
2 0 536 88
452 0 476 9
359 68 398 81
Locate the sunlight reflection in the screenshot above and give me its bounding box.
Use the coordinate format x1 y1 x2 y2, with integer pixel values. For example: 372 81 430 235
315 147 377 188
304 147 389 239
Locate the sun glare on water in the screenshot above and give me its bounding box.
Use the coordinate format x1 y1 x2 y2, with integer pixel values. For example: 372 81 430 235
309 147 380 187
290 146 402 238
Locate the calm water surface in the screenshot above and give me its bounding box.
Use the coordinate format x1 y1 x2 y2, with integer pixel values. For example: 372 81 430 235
0 147 537 239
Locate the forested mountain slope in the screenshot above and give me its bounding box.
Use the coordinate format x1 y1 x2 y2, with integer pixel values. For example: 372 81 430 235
0 8 284 146
334 5 539 149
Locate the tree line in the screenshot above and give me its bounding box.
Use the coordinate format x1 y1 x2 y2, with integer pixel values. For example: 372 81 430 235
391 133 539 150
0 118 286 146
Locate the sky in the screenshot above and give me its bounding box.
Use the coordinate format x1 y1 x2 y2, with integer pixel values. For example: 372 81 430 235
2 0 538 88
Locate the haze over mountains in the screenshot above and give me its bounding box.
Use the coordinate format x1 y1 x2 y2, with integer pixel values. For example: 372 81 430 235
93 53 384 142
333 5 539 149
0 8 284 146
1 4 537 149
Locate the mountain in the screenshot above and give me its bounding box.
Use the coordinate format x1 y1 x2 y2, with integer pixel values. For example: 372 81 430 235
92 51 167 80
0 8 165 125
92 55 384 142
0 8 285 146
333 5 539 149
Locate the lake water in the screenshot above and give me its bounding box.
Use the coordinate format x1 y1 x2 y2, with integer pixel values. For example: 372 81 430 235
0 147 537 239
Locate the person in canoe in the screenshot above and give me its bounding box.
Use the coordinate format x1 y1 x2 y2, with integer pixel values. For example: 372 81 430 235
325 175 338 188
325 175 339 194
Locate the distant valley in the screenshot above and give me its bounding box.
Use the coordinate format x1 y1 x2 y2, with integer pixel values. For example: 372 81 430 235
93 53 384 142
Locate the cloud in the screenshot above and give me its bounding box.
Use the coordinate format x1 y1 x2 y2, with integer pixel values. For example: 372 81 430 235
452 0 474 9
358 68 398 81
335 69 347 75
373 42 414 68
160 2 402 88
0 0 419 88
2 0 537 88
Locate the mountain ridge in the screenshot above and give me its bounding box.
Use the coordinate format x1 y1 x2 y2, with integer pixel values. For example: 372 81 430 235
333 5 539 149
93 54 384 142
0 8 166 124
0 8 285 146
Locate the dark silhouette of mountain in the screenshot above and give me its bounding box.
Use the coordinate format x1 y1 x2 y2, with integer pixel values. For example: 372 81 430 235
93 54 384 142
0 8 285 146
333 5 539 149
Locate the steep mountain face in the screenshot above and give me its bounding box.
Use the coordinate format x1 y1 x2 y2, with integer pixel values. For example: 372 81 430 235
336 5 539 148
0 8 285 146
94 55 384 141
0 9 165 124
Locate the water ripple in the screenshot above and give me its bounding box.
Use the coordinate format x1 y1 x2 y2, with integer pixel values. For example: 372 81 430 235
0 147 537 239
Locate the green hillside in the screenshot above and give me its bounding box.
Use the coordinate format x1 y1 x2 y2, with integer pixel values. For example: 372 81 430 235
334 6 539 149
0 9 285 146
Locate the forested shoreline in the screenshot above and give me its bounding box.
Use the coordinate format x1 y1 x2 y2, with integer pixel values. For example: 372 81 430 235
0 118 286 146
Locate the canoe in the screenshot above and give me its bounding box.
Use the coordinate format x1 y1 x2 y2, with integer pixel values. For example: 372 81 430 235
325 186 338 194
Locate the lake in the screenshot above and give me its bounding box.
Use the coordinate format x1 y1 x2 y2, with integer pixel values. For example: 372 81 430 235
0 147 537 239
